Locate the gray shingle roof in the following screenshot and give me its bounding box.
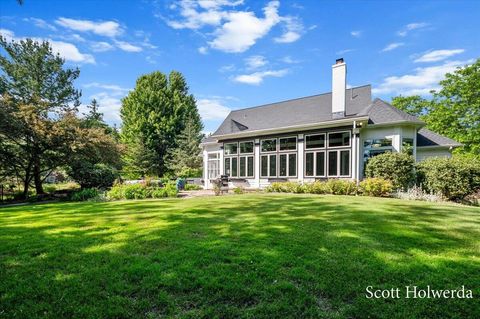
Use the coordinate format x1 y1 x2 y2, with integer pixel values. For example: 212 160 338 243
211 85 372 137
417 128 462 148
361 98 424 125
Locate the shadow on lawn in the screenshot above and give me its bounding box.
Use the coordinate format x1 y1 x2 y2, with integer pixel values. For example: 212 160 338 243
0 195 479 318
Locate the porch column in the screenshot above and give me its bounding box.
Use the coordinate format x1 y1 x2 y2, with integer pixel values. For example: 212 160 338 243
203 148 209 189
297 134 304 183
254 138 260 188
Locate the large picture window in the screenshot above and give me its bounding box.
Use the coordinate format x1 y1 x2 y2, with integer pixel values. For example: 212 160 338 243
224 142 238 155
239 141 254 154
279 153 297 177
305 134 325 149
279 137 297 151
327 150 350 177
363 138 393 162
328 132 350 148
261 139 277 152
305 151 325 177
261 154 277 178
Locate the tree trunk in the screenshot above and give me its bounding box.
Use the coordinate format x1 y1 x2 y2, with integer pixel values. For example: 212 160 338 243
22 178 30 199
33 158 44 195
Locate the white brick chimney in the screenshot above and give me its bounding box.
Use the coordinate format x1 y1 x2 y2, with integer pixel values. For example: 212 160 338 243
332 58 346 118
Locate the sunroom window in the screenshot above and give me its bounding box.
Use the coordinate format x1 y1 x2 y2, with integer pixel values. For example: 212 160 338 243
327 150 350 177
239 155 254 178
305 134 325 149
224 142 238 155
239 141 254 154
328 132 350 147
279 153 297 177
363 138 393 162
279 137 297 151
261 139 277 152
261 154 277 177
305 151 325 177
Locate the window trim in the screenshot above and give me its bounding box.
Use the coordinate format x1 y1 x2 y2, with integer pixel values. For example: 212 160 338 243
260 154 278 178
327 149 351 177
239 140 255 154
327 131 351 149
304 150 326 178
279 152 297 178
260 138 278 153
305 133 326 150
224 142 238 155
279 136 297 152
238 155 255 178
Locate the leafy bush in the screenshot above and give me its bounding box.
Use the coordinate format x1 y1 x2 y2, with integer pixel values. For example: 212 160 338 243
324 179 358 195
177 167 202 178
184 184 202 191
106 183 177 200
365 152 415 190
360 178 393 197
304 181 326 194
265 182 305 193
67 162 118 189
233 186 244 194
416 156 480 201
70 188 99 201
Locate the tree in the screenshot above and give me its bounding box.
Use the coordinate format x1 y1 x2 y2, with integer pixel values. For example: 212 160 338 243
166 116 204 177
0 38 81 197
120 71 202 177
391 59 480 155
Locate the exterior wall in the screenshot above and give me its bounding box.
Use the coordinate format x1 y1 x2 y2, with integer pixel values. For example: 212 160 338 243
202 143 222 190
416 147 452 162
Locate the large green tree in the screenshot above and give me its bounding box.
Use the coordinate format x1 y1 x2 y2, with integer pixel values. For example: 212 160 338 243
391 59 480 155
166 116 204 177
0 38 81 197
120 71 202 177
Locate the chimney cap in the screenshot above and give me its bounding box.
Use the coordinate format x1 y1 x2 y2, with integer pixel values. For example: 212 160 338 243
336 58 344 64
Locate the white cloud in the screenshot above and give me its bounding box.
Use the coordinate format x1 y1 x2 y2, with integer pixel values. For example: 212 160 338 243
90 41 114 52
336 48 355 55
232 69 288 85
397 22 429 37
84 83 131 124
372 59 472 95
23 17 57 31
55 17 123 37
114 40 142 52
165 0 304 53
280 56 300 64
84 82 131 95
414 49 465 63
0 28 95 64
381 42 404 52
198 46 208 54
274 16 303 43
350 30 362 37
219 64 236 72
244 55 267 69
197 98 232 120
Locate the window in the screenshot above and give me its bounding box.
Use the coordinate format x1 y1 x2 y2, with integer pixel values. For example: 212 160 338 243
328 150 350 177
306 134 325 149
239 155 254 178
305 151 325 177
224 157 238 177
224 142 238 155
207 153 220 179
261 154 277 177
328 132 350 147
279 153 297 177
261 139 277 152
239 141 254 154
279 137 297 151
363 138 393 162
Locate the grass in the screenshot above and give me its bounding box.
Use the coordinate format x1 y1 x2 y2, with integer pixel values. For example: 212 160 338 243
0 194 479 318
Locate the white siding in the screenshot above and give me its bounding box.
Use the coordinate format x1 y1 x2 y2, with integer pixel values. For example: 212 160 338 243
416 148 452 162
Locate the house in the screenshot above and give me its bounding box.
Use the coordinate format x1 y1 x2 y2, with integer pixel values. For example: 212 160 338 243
201 59 461 190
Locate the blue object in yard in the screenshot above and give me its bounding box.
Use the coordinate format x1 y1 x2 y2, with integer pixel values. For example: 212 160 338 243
176 178 185 191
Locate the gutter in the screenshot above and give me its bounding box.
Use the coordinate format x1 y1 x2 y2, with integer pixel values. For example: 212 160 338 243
209 116 369 141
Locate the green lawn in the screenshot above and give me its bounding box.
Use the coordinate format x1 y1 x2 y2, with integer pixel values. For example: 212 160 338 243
1 194 479 318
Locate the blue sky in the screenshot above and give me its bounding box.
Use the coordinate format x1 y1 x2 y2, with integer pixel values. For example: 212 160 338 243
1 0 479 133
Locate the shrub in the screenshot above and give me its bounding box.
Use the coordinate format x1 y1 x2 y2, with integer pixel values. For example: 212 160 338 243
416 156 480 201
360 178 393 197
324 179 358 195
265 182 305 193
106 184 125 200
233 186 244 194
123 184 150 199
393 185 443 202
365 152 415 190
184 184 202 191
164 182 179 198
107 183 177 200
304 181 326 194
151 188 167 198
70 188 99 201
67 162 118 189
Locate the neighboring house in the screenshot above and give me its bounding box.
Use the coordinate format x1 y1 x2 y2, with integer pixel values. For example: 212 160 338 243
201 59 461 190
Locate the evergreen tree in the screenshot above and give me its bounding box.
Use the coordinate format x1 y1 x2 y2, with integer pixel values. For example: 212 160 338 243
120 71 202 177
167 116 204 177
